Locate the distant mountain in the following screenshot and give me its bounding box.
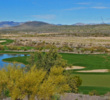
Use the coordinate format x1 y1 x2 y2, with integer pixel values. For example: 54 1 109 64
20 21 50 27
0 21 109 28
107 23 110 25
73 23 87 26
1 21 110 37
1 21 55 31
73 22 110 26
0 21 23 27
56 24 62 26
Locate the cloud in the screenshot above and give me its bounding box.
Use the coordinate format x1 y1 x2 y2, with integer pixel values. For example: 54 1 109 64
92 6 110 9
32 15 56 20
64 6 110 11
75 2 90 5
65 7 86 11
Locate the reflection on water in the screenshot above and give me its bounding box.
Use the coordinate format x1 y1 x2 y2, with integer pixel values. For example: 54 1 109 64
0 54 27 68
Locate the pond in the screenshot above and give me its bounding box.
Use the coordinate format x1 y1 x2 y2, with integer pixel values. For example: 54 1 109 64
0 54 26 68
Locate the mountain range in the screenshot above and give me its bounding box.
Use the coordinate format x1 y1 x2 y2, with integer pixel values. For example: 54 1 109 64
0 21 110 37
0 21 110 28
0 21 23 28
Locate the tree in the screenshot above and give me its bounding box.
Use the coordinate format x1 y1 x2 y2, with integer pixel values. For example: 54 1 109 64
36 48 68 71
26 52 38 70
14 66 47 100
0 65 70 100
5 65 24 100
67 76 82 93
27 48 68 71
0 68 9 99
37 66 70 100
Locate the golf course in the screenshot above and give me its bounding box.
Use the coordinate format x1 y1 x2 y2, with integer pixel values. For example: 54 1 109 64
3 52 110 95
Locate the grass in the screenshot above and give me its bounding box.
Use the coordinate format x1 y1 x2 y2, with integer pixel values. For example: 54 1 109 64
79 86 110 95
61 53 110 70
20 46 35 50
3 56 29 65
72 74 110 88
3 46 34 51
0 51 29 54
3 53 110 70
0 39 14 45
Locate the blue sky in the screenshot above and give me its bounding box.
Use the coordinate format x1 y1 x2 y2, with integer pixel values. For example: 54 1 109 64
0 0 110 24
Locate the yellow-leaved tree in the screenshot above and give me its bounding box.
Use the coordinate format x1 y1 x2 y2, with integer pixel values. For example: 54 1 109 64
15 66 47 100
0 65 70 100
37 66 70 100
0 68 9 99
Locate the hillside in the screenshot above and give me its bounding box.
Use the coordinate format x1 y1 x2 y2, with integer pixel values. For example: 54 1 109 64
0 21 110 36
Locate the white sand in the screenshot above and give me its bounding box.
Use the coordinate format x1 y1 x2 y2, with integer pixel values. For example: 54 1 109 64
0 40 6 43
65 66 85 70
66 66 109 73
77 69 108 73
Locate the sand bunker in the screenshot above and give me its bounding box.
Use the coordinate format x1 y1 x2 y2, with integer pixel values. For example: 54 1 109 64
65 66 109 73
0 40 6 43
77 69 108 73
65 66 85 70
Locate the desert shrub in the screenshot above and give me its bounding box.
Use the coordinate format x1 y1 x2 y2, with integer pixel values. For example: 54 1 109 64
0 45 5 50
105 92 110 96
35 41 46 50
56 42 61 46
62 42 68 47
7 45 18 50
35 41 56 50
69 42 73 47
16 47 21 51
45 44 56 49
83 46 108 53
59 46 73 52
52 94 61 100
94 46 108 52
23 47 28 51
89 90 99 96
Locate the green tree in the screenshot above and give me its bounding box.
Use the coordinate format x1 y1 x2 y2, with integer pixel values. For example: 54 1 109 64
67 76 82 93
36 49 68 71
27 48 68 71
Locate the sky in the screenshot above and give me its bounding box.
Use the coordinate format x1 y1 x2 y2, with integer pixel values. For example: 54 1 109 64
0 0 110 24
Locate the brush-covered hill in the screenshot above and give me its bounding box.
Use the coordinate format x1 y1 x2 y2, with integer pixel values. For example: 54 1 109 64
0 21 54 31
1 21 110 36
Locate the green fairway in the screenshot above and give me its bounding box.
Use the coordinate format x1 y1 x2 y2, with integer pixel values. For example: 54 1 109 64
61 53 110 70
0 39 14 45
72 74 110 87
79 86 110 95
3 53 110 70
70 73 110 95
